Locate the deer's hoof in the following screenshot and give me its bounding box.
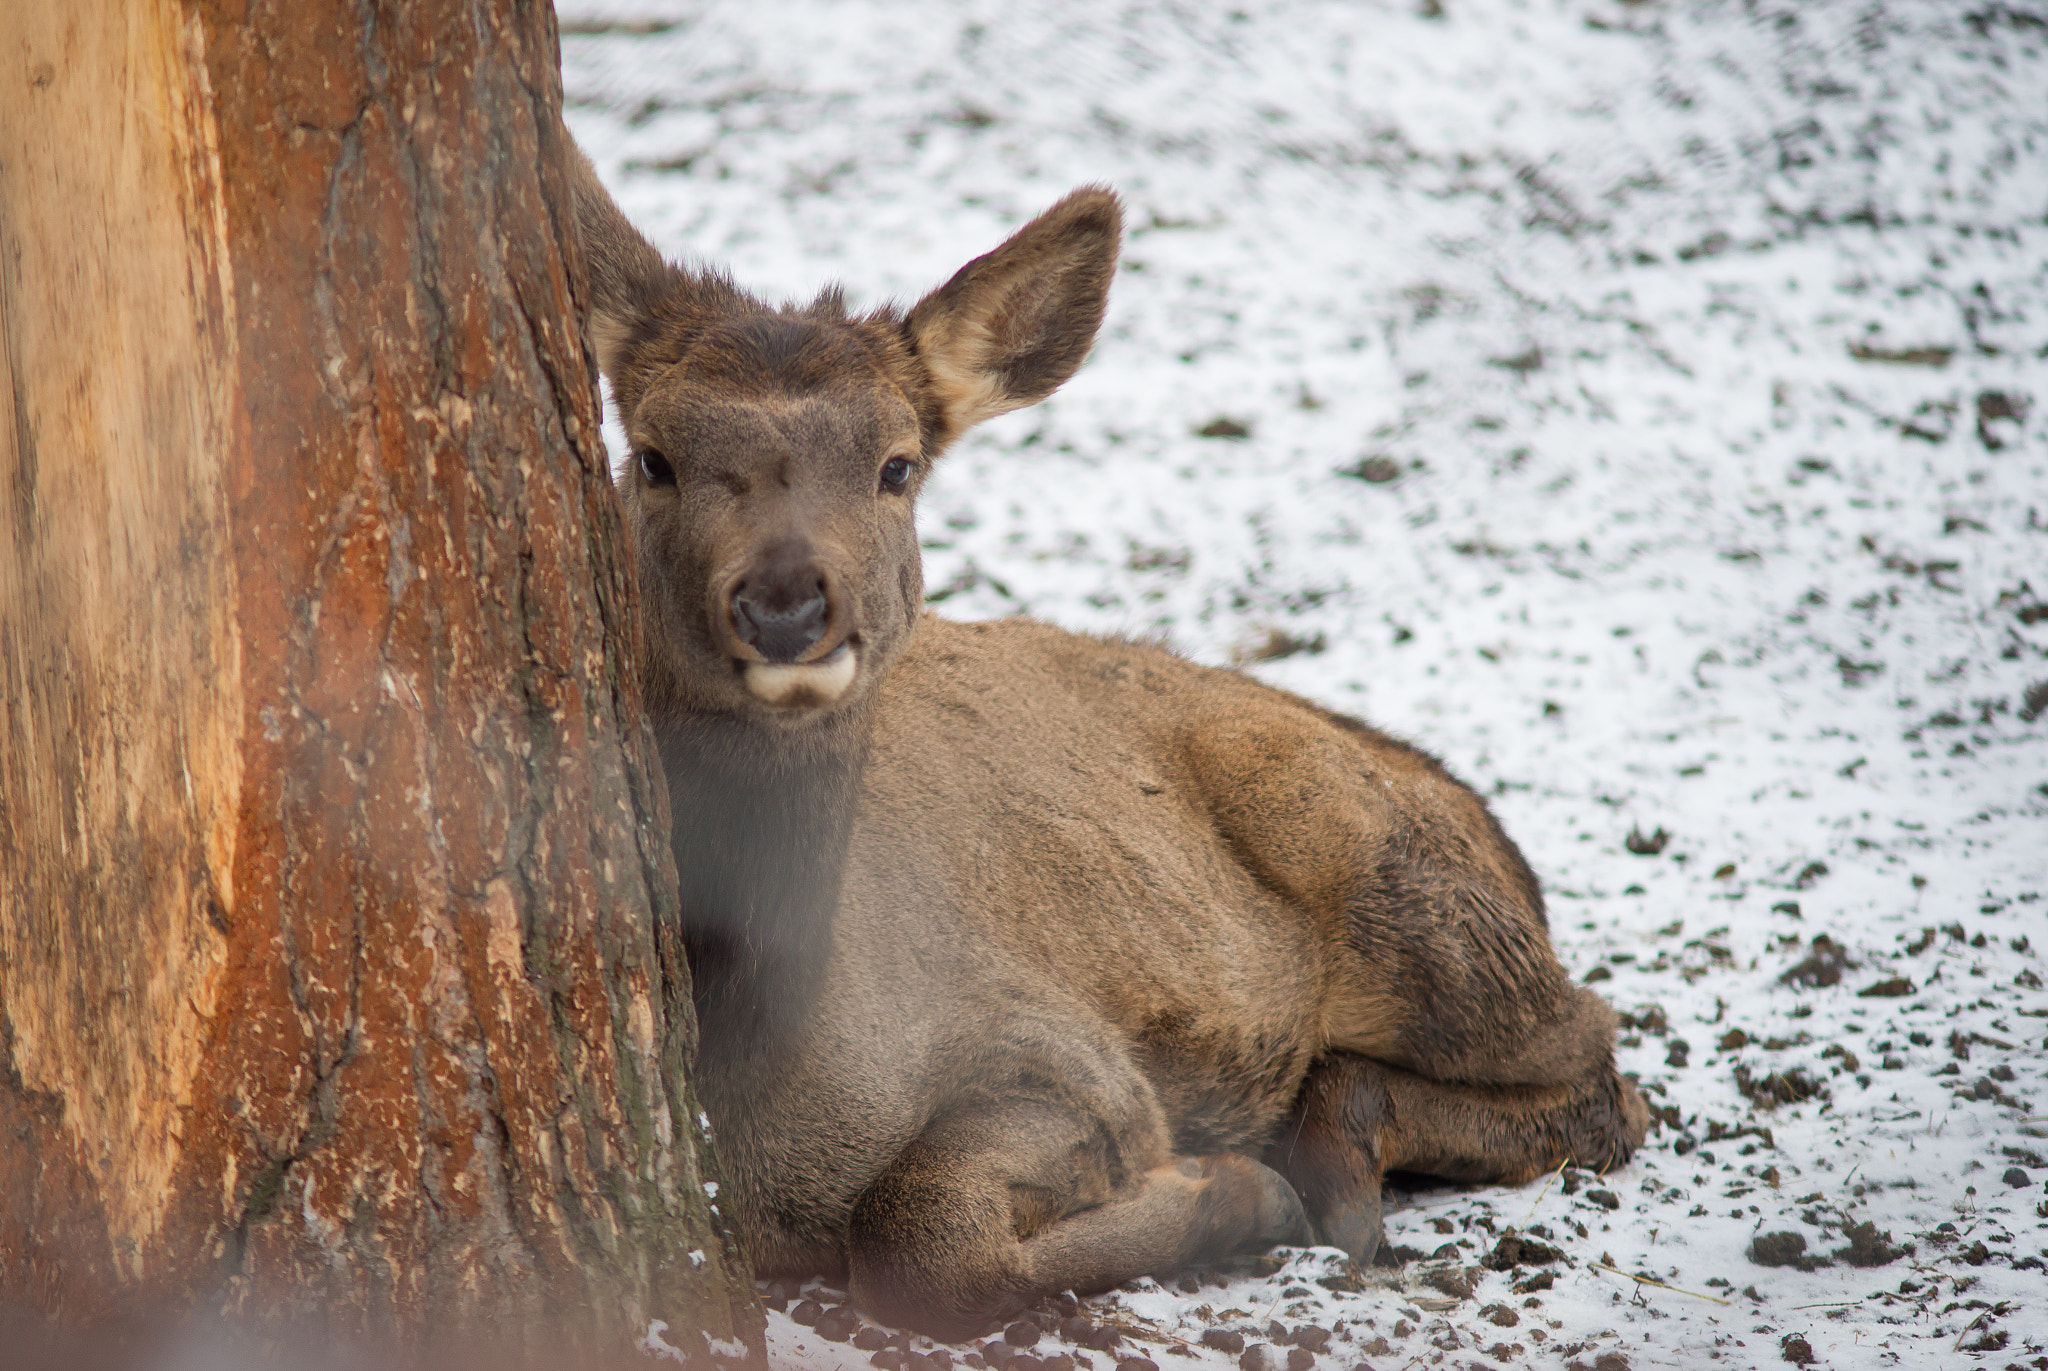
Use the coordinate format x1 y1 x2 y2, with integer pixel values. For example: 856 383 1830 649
1313 1186 1383 1266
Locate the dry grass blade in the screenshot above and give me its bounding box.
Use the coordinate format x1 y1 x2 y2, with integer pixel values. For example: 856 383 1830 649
1518 1158 1571 1228
1589 1262 1731 1305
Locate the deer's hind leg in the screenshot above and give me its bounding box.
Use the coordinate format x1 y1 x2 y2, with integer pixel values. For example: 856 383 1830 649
1267 1051 1646 1262
846 1095 1309 1340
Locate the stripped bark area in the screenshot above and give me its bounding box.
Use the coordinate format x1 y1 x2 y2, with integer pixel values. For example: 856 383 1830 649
0 0 758 1358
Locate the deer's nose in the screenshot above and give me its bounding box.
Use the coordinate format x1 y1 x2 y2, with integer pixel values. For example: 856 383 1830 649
730 567 831 663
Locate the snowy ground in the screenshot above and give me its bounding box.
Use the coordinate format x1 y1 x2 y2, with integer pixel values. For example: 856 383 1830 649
559 1 2047 1366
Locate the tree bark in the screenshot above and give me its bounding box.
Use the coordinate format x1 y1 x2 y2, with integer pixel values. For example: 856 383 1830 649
0 0 760 1360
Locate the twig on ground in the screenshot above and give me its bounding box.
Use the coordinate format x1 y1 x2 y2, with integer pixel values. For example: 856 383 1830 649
1518 1159 1571 1229
1589 1262 1731 1305
1954 1310 1990 1352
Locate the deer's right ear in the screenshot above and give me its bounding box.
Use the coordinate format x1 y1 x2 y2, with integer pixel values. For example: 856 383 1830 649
906 187 1122 449
565 143 672 383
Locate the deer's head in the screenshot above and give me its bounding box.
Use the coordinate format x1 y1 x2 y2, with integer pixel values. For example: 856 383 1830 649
571 151 1120 725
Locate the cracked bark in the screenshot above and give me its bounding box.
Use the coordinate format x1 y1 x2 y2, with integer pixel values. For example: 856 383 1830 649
0 0 760 1359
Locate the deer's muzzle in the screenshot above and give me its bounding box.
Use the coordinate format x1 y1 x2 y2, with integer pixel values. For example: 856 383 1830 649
713 546 859 708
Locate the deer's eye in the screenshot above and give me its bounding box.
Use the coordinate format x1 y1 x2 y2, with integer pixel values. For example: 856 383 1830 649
639 449 675 486
879 455 914 492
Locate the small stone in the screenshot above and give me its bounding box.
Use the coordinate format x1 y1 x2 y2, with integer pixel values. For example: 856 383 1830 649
1585 1189 1621 1211
870 1351 905 1371
854 1327 894 1352
791 1300 824 1327
1780 1333 1816 1365
1286 1349 1315 1371
1201 1329 1246 1355
1718 1028 1748 1051
1005 1322 1042 1348
1238 1345 1279 1371
1481 1303 1519 1328
1114 1359 1159 1371
2004 1166 2031 1188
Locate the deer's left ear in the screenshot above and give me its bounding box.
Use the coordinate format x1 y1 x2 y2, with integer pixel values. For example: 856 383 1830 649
905 187 1122 449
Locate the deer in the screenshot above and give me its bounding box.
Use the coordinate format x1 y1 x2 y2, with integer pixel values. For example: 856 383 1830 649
563 143 1648 1341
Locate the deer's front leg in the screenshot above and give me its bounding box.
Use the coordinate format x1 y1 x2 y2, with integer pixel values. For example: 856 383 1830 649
847 1095 1308 1339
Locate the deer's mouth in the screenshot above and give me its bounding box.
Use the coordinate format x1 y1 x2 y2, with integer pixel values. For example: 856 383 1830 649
741 641 858 709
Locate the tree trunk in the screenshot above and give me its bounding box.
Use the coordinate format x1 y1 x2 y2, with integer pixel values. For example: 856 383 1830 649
0 0 760 1360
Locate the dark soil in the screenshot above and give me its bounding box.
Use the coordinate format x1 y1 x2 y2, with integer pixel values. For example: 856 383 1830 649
1833 1220 1906 1267
1750 1231 1831 1272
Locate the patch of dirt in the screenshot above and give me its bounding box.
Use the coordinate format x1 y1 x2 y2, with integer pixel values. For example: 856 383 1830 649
1778 933 1854 987
1749 1231 1830 1272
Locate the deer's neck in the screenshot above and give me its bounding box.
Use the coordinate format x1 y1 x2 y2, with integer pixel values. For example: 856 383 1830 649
656 706 871 1055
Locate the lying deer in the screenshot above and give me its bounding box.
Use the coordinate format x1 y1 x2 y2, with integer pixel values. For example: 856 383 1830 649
565 146 1647 1339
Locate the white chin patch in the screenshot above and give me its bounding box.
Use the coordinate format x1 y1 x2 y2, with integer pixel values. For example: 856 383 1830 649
743 646 858 708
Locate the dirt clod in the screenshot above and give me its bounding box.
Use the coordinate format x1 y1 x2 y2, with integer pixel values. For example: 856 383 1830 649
1201 1329 1246 1355
1290 1325 1332 1353
1423 1264 1479 1299
1371 1242 1426 1269
1343 455 1402 483
1625 825 1671 855
1833 1219 1905 1267
1779 1333 1816 1365
1779 933 1853 987
1005 1322 1042 1348
1750 1231 1830 1271
1857 976 1914 998
1735 1063 1826 1108
1484 1230 1566 1270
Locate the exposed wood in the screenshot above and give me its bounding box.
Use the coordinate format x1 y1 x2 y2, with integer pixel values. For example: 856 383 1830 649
0 0 760 1358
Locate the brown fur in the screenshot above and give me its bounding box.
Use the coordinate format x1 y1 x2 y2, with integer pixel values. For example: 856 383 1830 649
564 144 1647 1339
